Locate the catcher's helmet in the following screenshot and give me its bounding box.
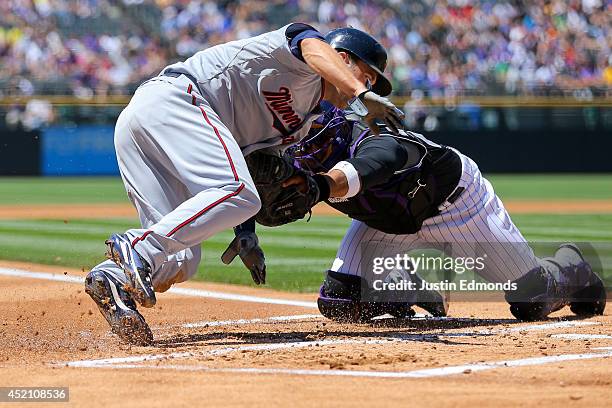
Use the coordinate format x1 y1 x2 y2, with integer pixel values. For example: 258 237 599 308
288 101 354 174
325 27 392 96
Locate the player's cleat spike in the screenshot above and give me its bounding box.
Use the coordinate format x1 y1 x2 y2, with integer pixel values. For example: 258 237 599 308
85 269 153 346
106 233 156 308
556 243 606 317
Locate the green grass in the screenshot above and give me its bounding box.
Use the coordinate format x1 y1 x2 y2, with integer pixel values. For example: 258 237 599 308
0 213 610 292
0 175 611 292
0 216 351 292
485 174 612 200
0 177 127 204
1 174 611 205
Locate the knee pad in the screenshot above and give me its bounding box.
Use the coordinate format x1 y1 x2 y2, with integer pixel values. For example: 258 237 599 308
317 271 415 322
317 271 364 322
322 270 362 300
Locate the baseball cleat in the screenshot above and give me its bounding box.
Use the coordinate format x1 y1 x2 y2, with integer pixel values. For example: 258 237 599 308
411 274 449 317
415 288 449 317
106 233 156 308
556 243 606 316
506 266 553 321
85 269 153 346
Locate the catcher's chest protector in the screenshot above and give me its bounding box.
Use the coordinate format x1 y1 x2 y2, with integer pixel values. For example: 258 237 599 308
327 127 450 235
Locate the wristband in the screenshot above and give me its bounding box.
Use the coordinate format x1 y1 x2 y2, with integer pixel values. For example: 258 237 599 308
347 90 369 117
331 161 361 198
233 217 256 235
312 174 331 203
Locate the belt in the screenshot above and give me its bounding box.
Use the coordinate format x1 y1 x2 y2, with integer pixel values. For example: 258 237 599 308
437 185 465 212
408 148 464 204
161 69 201 94
446 185 465 203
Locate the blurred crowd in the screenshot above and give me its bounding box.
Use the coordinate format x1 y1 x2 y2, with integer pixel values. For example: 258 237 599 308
0 0 168 98
387 0 612 96
1 0 611 128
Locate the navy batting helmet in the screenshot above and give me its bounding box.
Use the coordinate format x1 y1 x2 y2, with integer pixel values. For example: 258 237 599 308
325 27 392 96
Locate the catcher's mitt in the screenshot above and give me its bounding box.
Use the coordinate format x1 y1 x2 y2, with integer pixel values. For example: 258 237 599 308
246 151 321 227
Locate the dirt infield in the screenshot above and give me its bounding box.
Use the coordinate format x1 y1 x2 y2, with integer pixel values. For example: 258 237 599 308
1 260 610 407
2 200 612 219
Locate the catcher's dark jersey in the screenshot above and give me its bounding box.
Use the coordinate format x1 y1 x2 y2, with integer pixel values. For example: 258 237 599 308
327 125 462 235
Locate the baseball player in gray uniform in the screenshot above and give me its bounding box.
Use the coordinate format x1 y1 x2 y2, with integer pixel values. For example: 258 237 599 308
84 24 404 345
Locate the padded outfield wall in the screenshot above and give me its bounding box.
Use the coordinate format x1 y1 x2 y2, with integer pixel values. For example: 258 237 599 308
1 125 612 175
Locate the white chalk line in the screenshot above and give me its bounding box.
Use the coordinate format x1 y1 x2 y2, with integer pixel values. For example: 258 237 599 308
552 333 612 340
178 314 323 329
64 319 605 369
0 267 317 308
8 265 611 378
168 287 316 308
63 338 400 368
0 268 84 284
490 320 599 334
63 350 612 379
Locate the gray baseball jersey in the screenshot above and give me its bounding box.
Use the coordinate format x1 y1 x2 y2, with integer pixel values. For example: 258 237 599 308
163 24 325 155
91 25 330 293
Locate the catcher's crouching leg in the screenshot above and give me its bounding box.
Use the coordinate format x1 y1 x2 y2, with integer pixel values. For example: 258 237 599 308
505 244 606 321
317 271 416 323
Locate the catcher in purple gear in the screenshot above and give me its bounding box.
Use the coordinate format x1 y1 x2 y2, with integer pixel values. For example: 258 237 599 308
277 102 606 323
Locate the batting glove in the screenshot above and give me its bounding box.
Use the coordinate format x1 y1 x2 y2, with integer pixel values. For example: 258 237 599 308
355 90 405 135
221 231 266 285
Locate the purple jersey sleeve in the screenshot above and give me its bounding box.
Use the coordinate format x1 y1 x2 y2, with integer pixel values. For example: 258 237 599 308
286 23 326 63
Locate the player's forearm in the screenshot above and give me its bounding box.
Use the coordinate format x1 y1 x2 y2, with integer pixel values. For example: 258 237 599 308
300 38 368 99
313 135 413 201
323 169 349 197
